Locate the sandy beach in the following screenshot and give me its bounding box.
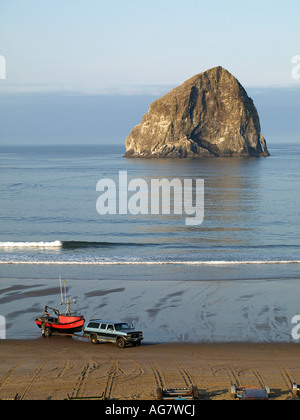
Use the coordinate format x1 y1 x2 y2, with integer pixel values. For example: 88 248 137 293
0 338 300 400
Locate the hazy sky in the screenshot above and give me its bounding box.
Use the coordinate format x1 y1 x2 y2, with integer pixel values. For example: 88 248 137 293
1 0 300 93
0 1 299 145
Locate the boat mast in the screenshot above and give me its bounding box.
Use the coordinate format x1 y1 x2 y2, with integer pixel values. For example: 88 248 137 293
59 277 76 316
59 276 63 305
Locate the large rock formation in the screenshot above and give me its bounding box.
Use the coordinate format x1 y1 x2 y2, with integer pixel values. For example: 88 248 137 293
125 66 269 158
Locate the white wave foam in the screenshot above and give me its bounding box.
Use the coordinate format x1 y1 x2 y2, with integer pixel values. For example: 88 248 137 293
0 259 299 265
0 241 62 248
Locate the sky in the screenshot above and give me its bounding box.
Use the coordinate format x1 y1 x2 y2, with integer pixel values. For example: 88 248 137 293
0 0 299 144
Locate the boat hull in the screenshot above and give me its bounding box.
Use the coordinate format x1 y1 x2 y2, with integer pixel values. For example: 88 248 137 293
35 316 85 335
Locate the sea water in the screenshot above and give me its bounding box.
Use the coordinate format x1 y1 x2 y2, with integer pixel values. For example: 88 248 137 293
0 143 300 342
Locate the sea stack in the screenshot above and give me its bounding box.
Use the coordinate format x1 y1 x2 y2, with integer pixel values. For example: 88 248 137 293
125 66 270 158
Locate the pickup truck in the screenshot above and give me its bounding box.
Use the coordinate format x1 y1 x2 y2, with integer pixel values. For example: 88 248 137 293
83 319 143 348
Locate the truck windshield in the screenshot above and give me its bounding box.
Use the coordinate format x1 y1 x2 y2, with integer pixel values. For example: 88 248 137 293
114 323 131 331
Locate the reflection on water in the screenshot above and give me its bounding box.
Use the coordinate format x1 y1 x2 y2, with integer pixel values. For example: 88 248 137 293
125 157 264 251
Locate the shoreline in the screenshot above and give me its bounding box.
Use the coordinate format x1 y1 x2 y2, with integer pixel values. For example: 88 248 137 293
2 336 300 345
1 339 300 400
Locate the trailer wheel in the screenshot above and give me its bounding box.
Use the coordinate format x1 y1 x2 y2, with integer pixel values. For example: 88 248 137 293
117 338 126 348
91 335 98 345
45 328 52 338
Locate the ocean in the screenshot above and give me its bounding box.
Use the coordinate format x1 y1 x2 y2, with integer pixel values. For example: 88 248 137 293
0 143 300 342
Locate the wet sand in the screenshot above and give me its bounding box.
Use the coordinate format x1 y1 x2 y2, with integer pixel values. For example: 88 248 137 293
1 276 300 343
0 338 300 400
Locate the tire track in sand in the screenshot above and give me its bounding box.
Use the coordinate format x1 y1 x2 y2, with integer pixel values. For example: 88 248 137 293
211 365 241 387
117 360 144 384
0 361 24 390
20 361 47 400
103 360 120 400
175 360 194 388
280 366 295 396
150 360 165 389
71 360 99 399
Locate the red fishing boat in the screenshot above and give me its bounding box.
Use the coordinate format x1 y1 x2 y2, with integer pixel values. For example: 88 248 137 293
35 279 85 337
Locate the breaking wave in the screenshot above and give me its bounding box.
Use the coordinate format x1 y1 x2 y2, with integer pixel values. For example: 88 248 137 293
1 240 300 266
0 241 62 248
1 240 300 251
0 240 153 249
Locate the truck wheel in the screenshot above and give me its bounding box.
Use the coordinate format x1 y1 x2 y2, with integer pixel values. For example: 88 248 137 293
156 388 163 400
117 338 126 348
91 335 98 345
